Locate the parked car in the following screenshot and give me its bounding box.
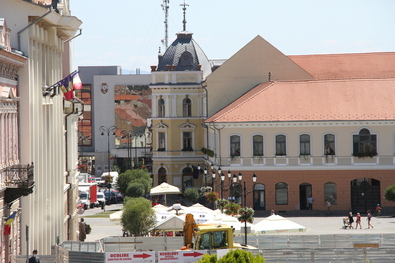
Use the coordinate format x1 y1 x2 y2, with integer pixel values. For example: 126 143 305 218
113 190 124 203
104 190 117 205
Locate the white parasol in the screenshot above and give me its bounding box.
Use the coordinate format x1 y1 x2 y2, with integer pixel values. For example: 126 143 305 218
254 214 307 234
150 183 181 205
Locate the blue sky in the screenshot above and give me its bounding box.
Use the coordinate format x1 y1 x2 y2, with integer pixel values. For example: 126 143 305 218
70 0 395 74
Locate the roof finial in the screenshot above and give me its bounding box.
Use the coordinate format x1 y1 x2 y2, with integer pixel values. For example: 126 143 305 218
180 0 189 31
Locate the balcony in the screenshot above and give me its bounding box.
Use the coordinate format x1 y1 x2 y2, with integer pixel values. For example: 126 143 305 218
204 155 393 169
3 163 35 203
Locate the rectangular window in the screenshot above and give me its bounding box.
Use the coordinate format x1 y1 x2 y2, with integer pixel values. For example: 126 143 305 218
324 134 335 155
276 135 286 156
253 135 263 157
300 134 310 155
230 135 241 157
158 132 166 150
183 132 193 150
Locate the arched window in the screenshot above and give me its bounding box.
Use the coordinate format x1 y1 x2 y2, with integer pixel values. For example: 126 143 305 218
299 134 310 155
275 135 286 156
158 98 165 117
253 135 263 157
182 167 193 190
324 134 335 155
183 97 192 117
324 182 337 205
353 128 377 157
275 182 288 205
230 135 240 157
230 183 242 205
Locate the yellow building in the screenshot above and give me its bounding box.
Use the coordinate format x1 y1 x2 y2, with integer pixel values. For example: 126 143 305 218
150 31 212 193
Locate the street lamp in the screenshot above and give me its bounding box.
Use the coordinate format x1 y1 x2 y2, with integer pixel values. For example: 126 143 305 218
121 130 132 169
99 125 116 206
237 172 257 246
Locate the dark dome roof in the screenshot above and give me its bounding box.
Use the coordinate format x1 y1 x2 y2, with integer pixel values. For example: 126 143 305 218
157 31 212 78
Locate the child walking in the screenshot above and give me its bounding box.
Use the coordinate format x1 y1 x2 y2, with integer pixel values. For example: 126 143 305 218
355 212 362 229
367 210 373 229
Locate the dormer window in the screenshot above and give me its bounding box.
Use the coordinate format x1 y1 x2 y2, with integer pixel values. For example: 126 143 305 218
180 51 193 66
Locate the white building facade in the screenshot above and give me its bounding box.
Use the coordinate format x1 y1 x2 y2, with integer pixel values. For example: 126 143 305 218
1 0 82 258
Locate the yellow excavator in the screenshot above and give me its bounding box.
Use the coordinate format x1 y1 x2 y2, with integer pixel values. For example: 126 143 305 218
182 213 257 250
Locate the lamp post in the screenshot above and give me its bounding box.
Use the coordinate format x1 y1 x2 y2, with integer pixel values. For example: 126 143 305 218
121 130 132 169
235 172 257 246
99 125 116 205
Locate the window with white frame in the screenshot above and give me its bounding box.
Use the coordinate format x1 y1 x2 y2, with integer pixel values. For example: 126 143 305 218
182 97 192 117
158 98 165 117
158 132 166 151
275 135 286 156
253 135 263 157
230 135 241 157
299 134 310 156
324 134 335 155
353 128 377 157
182 132 193 151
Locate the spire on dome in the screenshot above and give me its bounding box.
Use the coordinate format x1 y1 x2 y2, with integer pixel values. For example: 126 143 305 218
180 0 189 31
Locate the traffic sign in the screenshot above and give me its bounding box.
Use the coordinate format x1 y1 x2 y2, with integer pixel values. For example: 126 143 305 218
105 252 155 262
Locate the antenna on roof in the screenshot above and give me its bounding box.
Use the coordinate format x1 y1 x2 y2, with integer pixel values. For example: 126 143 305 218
161 0 170 49
180 0 189 31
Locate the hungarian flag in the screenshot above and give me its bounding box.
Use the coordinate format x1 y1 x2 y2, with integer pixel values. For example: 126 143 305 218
58 71 82 100
4 211 17 236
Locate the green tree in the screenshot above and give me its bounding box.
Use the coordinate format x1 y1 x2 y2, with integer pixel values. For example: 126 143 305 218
384 184 395 202
117 169 151 197
197 249 264 263
121 197 156 236
183 188 199 203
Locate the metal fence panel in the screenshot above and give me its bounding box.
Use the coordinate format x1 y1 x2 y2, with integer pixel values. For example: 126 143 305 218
288 235 319 249
320 234 351 248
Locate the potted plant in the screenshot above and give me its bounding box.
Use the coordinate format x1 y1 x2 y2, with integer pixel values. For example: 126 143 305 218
215 199 229 213
352 152 377 158
205 191 219 204
237 207 255 223
224 202 240 216
183 188 199 204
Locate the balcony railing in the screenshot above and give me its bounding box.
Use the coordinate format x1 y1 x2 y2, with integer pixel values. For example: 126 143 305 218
205 155 395 168
3 162 35 203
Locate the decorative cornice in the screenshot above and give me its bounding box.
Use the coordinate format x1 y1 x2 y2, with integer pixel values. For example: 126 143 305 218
0 61 19 80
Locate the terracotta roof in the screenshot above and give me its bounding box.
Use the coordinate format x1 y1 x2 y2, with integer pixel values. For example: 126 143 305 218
206 78 395 123
289 52 395 80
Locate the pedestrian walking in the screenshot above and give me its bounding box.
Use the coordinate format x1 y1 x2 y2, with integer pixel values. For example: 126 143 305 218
348 212 354 229
325 200 331 215
367 210 373 229
79 218 87 241
307 195 314 210
355 212 362 229
28 249 40 263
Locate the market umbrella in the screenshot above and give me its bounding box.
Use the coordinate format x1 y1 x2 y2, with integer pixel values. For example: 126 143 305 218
150 182 181 205
254 214 307 234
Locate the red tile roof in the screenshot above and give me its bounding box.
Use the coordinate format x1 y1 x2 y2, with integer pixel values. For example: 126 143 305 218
206 78 395 123
289 52 395 80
